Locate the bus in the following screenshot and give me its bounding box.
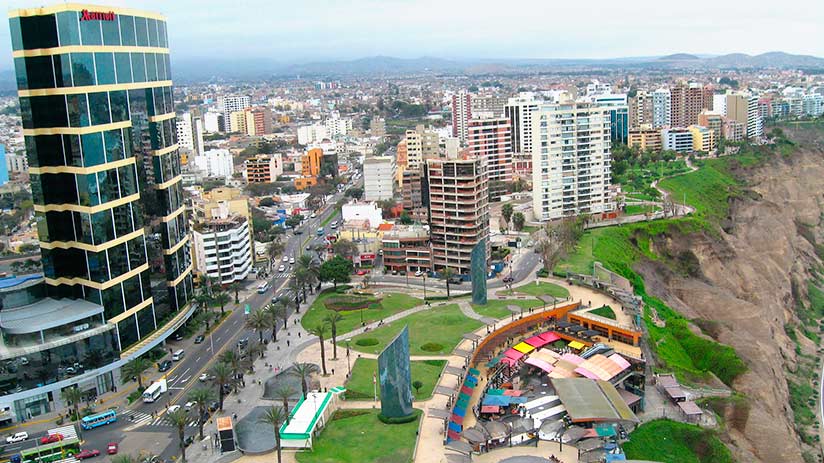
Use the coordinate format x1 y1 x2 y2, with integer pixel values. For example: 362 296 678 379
80 410 117 430
142 379 167 403
13 437 80 463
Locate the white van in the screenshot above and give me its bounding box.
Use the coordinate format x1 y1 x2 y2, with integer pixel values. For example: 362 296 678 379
172 350 185 361
257 282 269 294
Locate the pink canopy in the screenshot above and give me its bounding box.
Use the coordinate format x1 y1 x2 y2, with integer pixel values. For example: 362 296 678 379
504 348 525 361
461 385 473 395
539 331 561 343
481 405 501 414
560 353 585 365
500 357 519 367
525 357 554 374
574 367 601 380
503 390 523 397
609 353 632 370
525 335 550 348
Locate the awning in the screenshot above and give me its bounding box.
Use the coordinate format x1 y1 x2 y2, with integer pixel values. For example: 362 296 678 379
486 355 503 368
469 368 480 376
504 349 525 361
513 342 535 354
445 365 466 376
447 429 461 441
567 325 586 333
0 297 104 334
507 305 523 313
678 401 703 416
445 440 474 454
451 414 464 425
503 390 523 397
540 331 561 343
568 340 586 350
500 357 519 367
609 353 631 370
525 357 554 374
461 427 488 443
482 395 512 406
525 335 550 348
481 405 500 414
454 348 473 358
445 454 472 463
487 388 505 395
435 386 456 397
460 385 473 395
574 367 601 380
561 353 585 365
463 333 482 341
427 408 452 420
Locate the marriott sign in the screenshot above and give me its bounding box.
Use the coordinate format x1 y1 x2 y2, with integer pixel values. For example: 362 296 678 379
80 9 116 21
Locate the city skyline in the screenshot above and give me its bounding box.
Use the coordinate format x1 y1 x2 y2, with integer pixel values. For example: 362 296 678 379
1 0 823 71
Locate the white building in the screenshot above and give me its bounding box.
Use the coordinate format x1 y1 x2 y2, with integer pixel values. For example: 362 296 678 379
218 95 250 132
505 93 542 158
652 88 671 128
662 128 694 153
341 203 383 229
747 94 764 139
363 156 396 201
452 90 472 145
176 112 194 151
586 80 612 96
6 152 28 173
531 102 615 221
193 117 205 157
324 114 353 138
204 111 221 133
297 123 329 145
191 211 253 285
712 94 727 117
192 149 234 180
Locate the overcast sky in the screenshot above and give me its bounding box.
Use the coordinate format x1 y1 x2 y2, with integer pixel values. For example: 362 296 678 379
2 0 823 69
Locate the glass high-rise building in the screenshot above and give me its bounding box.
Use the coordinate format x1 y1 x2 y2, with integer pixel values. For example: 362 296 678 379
3 4 193 422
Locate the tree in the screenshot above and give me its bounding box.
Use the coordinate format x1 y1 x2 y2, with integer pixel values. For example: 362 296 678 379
377 199 397 217
258 406 287 463
412 380 423 395
294 267 313 303
440 267 455 299
290 362 313 399
221 350 247 392
272 385 297 424
308 324 330 376
211 362 233 411
60 386 83 439
187 387 215 440
167 408 190 463
213 291 231 315
399 211 413 225
287 278 303 311
323 311 343 360
112 456 139 463
319 255 353 288
246 309 271 344
501 203 514 226
247 340 266 362
362 273 372 289
267 301 288 342
512 212 525 231
267 239 284 264
227 282 241 305
296 254 320 287
332 239 358 259
345 187 364 200
121 358 151 389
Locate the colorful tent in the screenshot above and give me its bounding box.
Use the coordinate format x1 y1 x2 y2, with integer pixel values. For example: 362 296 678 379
539 331 561 343
525 357 554 374
568 340 586 350
524 335 551 348
512 342 535 354
481 405 500 414
504 348 525 361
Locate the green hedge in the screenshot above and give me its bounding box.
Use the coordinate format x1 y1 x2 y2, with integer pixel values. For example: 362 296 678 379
420 342 444 352
356 338 379 347
377 413 418 424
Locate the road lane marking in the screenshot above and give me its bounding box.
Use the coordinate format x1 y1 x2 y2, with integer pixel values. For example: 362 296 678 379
181 376 191 384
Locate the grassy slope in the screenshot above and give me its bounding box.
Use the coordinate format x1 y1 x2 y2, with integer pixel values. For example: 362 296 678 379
623 419 733 463
295 409 421 463
471 299 543 319
347 304 483 355
345 358 445 400
590 305 617 320
511 281 570 298
302 289 422 335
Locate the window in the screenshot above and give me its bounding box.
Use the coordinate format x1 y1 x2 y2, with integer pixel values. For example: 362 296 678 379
19 15 59 49
25 135 64 167
101 15 120 45
24 95 68 129
71 52 96 86
9 17 22 51
94 52 115 85
109 90 129 122
79 14 102 45
147 19 159 47
17 56 55 89
64 135 83 166
119 15 136 46
145 53 157 82
104 129 124 163
88 92 111 126
114 53 132 84
53 54 72 87
130 53 146 83
134 16 148 46
157 21 167 48
81 132 105 167
91 209 115 245
56 11 80 46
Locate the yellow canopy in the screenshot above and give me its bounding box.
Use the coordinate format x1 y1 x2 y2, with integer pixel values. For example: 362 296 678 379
513 342 535 354
568 341 585 350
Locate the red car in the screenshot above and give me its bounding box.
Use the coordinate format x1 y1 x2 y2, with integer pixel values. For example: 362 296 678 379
356 269 368 276
76 449 101 460
39 433 63 444
106 442 118 455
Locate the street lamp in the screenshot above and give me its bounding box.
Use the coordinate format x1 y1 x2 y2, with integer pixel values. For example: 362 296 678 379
345 341 351 377
422 273 427 301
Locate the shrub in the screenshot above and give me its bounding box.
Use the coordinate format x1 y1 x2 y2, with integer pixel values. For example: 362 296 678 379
377 413 418 424
420 342 443 352
536 269 549 278
331 409 371 421
425 296 449 301
355 338 379 347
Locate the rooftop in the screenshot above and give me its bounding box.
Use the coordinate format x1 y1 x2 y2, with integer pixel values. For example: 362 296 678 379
0 297 103 335
551 378 639 424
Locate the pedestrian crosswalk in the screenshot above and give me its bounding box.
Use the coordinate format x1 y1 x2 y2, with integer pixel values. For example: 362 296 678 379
126 411 201 429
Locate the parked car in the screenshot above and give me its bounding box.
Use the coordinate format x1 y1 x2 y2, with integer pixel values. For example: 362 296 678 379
356 269 368 276
158 360 172 372
183 435 194 447
40 433 63 444
194 335 205 344
6 432 28 444
414 270 423 277
293 229 303 235
502 276 514 283
310 213 317 218
75 449 101 460
448 276 463 285
208 401 220 412
184 401 197 411
167 405 181 413
289 257 295 264
106 443 118 455
172 332 183 341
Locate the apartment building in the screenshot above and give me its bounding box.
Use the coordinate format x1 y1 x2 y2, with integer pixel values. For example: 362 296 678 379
662 128 694 153
294 148 323 190
651 89 671 129
403 125 440 171
628 126 663 152
504 93 541 158
228 110 247 134
472 95 507 117
219 95 251 132
382 225 432 274
425 158 489 275
177 112 194 151
451 90 472 144
245 154 283 183
401 169 426 222
592 94 629 143
697 110 724 144
190 190 253 286
726 92 763 139
688 125 715 153
364 156 396 201
191 149 233 180
670 83 711 128
467 117 513 201
245 107 272 135
531 103 615 221
628 90 653 128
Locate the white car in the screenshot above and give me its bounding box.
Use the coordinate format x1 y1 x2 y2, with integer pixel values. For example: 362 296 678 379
199 373 214 382
282 255 289 262
184 401 197 411
310 213 317 218
289 257 295 264
415 270 423 277
6 432 28 444
278 265 286 272
167 405 181 413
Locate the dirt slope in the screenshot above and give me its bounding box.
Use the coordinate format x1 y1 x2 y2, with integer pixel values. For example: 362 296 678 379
637 148 824 462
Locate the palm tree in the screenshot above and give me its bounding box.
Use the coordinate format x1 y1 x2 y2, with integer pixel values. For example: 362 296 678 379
267 239 284 265
258 406 287 463
167 408 190 463
362 273 372 289
187 387 216 441
272 385 296 425
266 302 286 342
290 362 313 399
287 278 303 312
211 362 233 411
247 340 266 362
221 350 244 392
296 254 320 288
294 267 311 303
246 308 271 344
323 311 343 360
121 358 151 389
440 267 455 299
227 281 241 304
308 324 330 376
60 386 83 439
193 293 213 329
112 456 138 463
213 291 231 315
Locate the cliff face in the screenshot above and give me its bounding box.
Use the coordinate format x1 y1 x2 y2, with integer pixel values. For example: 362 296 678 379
636 147 824 462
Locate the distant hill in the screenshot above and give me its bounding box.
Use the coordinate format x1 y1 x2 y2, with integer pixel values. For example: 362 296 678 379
707 51 824 68
659 53 701 61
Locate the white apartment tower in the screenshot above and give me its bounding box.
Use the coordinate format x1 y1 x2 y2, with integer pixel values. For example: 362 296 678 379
504 93 541 158
747 94 763 139
363 156 396 201
451 90 472 145
532 102 615 221
218 95 251 132
652 88 671 128
194 116 205 157
176 112 194 151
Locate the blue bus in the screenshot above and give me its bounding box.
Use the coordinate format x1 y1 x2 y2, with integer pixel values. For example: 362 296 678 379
81 409 117 430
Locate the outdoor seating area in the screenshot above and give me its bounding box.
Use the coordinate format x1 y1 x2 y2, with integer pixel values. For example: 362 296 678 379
446 367 481 442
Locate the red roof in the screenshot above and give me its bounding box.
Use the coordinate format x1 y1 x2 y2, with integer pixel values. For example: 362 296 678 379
377 223 394 231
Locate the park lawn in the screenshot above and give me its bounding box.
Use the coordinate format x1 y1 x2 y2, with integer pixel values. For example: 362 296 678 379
302 289 422 336
295 409 422 463
623 419 733 463
347 304 483 355
345 358 445 401
589 305 617 320
511 281 569 299
658 157 742 225
472 299 543 319
624 204 660 216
